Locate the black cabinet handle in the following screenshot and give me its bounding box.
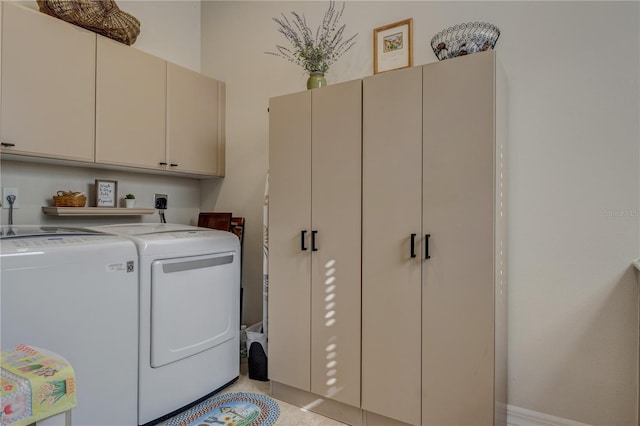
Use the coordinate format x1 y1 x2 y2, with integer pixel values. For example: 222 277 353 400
425 234 431 259
1 142 15 147
159 162 167 166
170 163 178 167
311 230 318 251
301 230 308 251
410 233 417 258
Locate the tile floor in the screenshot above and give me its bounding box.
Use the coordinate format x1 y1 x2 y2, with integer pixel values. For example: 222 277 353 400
162 362 347 426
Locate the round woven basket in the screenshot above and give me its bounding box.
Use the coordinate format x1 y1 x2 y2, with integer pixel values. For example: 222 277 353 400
431 22 500 61
37 0 140 46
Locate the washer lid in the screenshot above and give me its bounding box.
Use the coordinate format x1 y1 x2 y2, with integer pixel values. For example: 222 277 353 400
96 223 203 236
0 226 103 239
93 223 239 256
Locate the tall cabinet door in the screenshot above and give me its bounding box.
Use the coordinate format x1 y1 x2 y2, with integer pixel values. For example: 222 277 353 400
0 2 95 162
268 90 312 392
362 67 423 425
422 51 497 425
269 80 362 408
310 80 362 407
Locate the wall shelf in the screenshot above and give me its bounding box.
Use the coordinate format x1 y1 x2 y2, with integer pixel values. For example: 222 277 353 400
42 207 155 216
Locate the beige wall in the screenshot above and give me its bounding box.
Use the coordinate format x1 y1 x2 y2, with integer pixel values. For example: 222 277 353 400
119 0 201 72
200 1 639 425
2 1 638 424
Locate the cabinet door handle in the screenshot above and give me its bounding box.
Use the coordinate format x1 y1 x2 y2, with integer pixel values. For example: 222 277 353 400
159 162 167 166
1 142 15 147
410 233 417 258
425 234 431 259
301 230 308 251
170 163 178 167
311 230 318 251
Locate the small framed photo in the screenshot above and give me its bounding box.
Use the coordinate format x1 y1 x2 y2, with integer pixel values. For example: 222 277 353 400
95 179 118 207
374 18 413 74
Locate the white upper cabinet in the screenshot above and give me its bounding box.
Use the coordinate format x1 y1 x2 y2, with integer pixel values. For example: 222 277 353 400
95 36 167 171
167 62 225 177
0 2 225 179
0 2 95 162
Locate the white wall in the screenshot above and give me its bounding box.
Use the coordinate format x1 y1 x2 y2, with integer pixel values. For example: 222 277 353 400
2 1 638 424
12 0 202 72
200 1 639 425
1 0 205 227
0 160 202 226
119 0 201 72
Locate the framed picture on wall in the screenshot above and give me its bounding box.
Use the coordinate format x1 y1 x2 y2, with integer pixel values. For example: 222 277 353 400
374 18 413 74
95 179 118 207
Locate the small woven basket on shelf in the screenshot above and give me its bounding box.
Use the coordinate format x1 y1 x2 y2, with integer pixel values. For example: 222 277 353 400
53 191 87 207
37 0 140 46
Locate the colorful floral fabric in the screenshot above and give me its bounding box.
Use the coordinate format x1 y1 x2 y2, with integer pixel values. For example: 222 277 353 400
1 344 76 426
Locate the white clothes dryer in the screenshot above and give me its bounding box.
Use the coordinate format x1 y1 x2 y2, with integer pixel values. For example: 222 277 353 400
0 226 139 426
95 224 241 425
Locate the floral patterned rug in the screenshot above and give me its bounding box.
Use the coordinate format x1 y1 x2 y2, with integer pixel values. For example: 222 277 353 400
164 392 279 426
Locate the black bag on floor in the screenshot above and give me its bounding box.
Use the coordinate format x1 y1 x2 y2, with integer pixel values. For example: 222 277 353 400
248 341 268 381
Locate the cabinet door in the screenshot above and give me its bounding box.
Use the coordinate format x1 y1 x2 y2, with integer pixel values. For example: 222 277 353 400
167 63 222 176
422 51 496 425
95 36 166 170
268 90 312 391
361 67 423 425
0 2 95 161
310 80 362 408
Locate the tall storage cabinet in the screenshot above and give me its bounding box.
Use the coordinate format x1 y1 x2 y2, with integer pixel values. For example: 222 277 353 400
269 51 506 426
362 51 507 425
268 80 362 409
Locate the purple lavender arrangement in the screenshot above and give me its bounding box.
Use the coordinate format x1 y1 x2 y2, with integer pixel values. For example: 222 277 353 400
266 1 357 74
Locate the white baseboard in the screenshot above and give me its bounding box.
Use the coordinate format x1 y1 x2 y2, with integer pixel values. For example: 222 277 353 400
507 405 591 426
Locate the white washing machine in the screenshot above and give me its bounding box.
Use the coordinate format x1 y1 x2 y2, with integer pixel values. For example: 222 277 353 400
0 225 139 426
95 223 241 425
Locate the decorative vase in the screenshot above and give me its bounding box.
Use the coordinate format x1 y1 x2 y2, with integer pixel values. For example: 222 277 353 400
307 72 327 90
125 199 135 208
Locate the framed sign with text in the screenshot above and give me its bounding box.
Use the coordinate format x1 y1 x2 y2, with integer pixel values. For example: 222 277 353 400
95 179 118 207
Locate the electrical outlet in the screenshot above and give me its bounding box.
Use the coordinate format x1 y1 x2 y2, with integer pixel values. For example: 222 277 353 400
154 193 168 210
3 188 19 209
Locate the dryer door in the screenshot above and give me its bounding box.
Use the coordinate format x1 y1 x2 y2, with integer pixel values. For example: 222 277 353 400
150 251 237 368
